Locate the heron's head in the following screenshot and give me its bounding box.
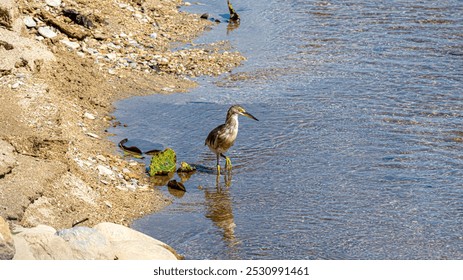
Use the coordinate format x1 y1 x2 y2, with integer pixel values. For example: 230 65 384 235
227 105 259 121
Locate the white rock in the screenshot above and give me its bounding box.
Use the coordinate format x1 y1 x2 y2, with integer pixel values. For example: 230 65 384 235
85 132 100 139
161 87 174 92
13 225 73 260
83 112 95 120
105 53 117 61
45 0 62 7
93 223 178 260
97 165 114 177
96 155 107 162
60 39 80 50
184 2 191 6
23 16 36 28
149 32 157 39
125 182 137 191
10 82 20 89
37 26 57 38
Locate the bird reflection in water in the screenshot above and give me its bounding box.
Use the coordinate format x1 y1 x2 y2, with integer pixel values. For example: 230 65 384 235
204 172 241 252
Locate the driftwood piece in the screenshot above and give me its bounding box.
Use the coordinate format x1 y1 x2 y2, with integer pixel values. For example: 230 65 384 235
40 10 89 40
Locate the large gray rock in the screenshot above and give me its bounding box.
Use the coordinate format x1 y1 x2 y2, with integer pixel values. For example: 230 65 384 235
13 224 74 260
0 0 18 29
57 227 114 259
0 140 16 177
0 217 15 259
13 222 179 260
94 222 179 260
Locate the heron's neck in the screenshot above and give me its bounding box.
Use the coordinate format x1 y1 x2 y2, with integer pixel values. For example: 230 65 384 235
226 113 239 129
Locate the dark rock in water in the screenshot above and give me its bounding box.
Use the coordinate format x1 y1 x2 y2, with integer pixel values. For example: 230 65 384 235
200 13 209 20
118 138 144 158
144 149 161 156
167 179 186 192
148 148 176 176
227 0 240 22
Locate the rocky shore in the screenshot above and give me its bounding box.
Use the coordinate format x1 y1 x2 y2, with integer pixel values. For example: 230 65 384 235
0 0 244 259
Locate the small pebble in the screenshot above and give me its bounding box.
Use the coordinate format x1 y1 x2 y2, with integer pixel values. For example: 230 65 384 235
161 87 174 92
96 155 107 162
60 39 80 50
105 53 117 60
11 82 21 89
97 165 114 177
38 26 57 38
86 132 101 139
84 112 96 120
46 0 61 7
23 16 36 28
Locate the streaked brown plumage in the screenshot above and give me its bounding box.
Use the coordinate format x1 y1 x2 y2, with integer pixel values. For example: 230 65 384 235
205 105 258 174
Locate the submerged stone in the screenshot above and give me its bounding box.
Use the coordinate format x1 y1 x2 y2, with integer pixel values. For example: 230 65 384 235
177 161 196 173
148 148 176 176
167 179 186 192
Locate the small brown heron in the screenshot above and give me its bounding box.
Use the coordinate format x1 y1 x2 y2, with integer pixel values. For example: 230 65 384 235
205 105 259 175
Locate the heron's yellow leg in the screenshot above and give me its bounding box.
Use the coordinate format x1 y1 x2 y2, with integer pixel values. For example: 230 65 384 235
217 164 221 175
225 156 232 170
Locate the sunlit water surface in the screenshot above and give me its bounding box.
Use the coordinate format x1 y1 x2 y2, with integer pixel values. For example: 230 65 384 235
110 0 463 259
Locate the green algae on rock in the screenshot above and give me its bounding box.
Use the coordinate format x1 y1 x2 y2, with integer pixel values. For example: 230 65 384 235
148 148 176 176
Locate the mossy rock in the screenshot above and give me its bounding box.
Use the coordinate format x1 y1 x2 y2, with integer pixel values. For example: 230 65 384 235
148 148 176 176
177 161 196 173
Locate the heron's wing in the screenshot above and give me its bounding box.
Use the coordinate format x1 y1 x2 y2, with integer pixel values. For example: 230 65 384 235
205 124 225 148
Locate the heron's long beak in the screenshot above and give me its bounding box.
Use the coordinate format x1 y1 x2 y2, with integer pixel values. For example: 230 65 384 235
242 111 259 121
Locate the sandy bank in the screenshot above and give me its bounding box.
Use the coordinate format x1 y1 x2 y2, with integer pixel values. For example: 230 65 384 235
0 0 244 259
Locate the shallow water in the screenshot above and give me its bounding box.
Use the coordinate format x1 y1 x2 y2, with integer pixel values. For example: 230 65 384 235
110 0 463 259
